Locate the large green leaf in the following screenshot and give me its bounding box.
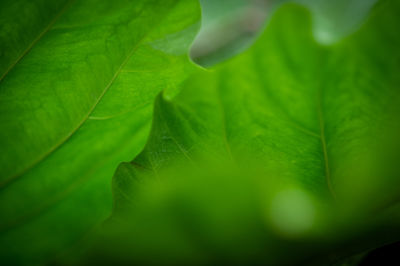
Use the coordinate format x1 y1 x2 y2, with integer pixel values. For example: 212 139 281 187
0 0 200 264
96 0 400 264
128 0 400 198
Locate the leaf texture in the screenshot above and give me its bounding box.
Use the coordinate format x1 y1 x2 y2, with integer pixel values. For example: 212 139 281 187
120 0 400 199
0 0 200 264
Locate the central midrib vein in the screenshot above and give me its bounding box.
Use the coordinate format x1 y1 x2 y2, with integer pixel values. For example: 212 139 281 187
317 90 336 199
216 70 235 162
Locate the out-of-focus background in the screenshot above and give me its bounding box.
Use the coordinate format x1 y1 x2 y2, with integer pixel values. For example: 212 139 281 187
191 0 378 66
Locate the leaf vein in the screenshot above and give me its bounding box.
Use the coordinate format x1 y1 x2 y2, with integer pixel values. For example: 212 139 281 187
0 0 76 83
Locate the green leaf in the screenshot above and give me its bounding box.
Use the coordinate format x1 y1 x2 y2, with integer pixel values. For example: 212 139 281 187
0 0 200 264
102 0 400 264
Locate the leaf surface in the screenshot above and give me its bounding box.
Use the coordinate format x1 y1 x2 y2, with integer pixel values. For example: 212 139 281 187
0 0 200 264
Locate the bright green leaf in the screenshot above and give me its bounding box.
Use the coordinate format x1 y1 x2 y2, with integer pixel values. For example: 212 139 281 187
0 0 200 264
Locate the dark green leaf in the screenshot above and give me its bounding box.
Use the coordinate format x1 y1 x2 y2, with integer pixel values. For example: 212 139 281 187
102 0 400 264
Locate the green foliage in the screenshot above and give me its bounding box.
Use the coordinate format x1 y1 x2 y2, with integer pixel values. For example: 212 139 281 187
0 0 200 264
1 0 399 265
90 0 400 264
